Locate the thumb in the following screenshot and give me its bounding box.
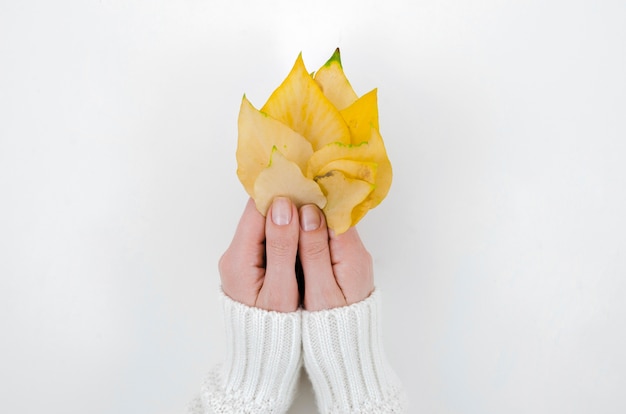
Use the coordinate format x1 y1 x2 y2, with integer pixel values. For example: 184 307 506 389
256 197 300 312
299 204 346 311
219 198 266 306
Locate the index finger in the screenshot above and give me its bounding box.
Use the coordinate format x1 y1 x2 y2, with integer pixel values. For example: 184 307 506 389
219 198 266 298
229 198 266 252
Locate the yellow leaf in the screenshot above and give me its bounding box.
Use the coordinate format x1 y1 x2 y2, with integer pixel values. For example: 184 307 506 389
237 96 314 197
316 159 377 184
340 88 379 145
313 48 358 110
236 50 393 232
350 198 374 226
261 53 350 151
316 171 374 234
253 147 326 215
366 129 392 208
307 128 391 210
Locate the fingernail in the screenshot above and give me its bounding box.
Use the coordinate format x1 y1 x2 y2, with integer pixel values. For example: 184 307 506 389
300 204 321 231
271 197 292 225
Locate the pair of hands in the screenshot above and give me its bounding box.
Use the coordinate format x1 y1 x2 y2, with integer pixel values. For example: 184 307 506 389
219 197 374 312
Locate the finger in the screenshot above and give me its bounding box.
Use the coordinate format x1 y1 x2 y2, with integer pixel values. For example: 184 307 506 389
329 227 374 305
230 198 266 255
299 204 347 311
219 198 266 306
256 197 300 312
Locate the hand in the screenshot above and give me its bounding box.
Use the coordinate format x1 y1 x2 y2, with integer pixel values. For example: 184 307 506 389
297 204 374 311
219 198 374 313
219 197 300 312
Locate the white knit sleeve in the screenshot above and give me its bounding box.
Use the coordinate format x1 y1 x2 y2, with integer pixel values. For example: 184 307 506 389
301 290 407 413
190 291 302 414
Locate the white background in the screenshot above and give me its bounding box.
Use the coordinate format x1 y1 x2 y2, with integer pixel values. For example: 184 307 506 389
1 0 625 413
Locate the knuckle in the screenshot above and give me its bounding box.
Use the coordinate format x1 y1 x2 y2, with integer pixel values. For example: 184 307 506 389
300 239 329 260
266 237 296 258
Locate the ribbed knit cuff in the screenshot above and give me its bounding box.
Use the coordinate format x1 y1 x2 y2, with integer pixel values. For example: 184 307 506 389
199 291 302 414
302 290 407 413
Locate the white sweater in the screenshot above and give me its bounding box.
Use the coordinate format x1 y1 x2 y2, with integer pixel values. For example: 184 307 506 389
189 290 407 413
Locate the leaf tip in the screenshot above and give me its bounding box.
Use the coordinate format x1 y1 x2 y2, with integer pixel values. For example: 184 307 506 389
324 47 342 68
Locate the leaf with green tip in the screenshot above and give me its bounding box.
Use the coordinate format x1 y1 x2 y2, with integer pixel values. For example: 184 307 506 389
314 48 358 110
261 54 350 151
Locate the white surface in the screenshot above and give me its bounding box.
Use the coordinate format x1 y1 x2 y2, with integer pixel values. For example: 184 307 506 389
1 0 625 413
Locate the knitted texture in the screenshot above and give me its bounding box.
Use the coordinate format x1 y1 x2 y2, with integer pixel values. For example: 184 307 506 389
302 291 407 413
192 291 302 414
